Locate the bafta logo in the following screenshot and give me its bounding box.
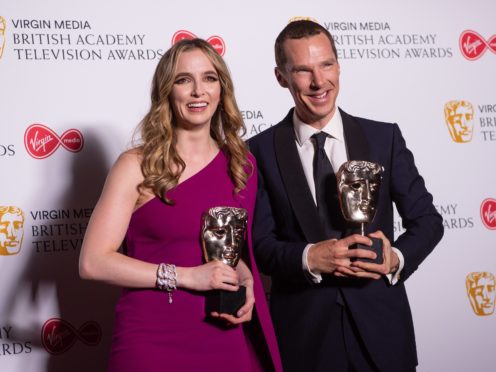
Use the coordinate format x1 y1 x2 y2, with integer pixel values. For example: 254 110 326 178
466 272 496 316
444 100 474 143
0 16 6 59
0 206 25 256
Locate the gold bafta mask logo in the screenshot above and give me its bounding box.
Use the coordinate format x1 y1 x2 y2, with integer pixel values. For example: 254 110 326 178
0 206 25 255
0 16 6 59
444 100 474 143
466 272 496 316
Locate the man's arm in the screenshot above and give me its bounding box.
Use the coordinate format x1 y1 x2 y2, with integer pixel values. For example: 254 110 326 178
388 124 444 281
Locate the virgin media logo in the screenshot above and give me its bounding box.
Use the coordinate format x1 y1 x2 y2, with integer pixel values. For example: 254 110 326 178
171 30 226 56
24 124 84 159
459 30 496 61
41 318 102 355
480 198 496 230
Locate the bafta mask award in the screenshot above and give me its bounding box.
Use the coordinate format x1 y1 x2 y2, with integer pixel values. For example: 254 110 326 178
201 206 247 315
336 160 384 264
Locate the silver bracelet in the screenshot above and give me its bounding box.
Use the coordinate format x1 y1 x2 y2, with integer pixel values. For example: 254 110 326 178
156 263 177 304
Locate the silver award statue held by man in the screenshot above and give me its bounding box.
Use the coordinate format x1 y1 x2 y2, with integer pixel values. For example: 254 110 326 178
336 160 385 264
201 206 247 315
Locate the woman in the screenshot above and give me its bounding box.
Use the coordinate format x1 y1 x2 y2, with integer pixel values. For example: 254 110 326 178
79 38 282 371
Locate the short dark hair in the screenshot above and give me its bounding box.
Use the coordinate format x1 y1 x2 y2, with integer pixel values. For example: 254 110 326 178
275 20 338 69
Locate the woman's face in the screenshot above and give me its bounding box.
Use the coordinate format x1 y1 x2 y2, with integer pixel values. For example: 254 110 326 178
170 49 221 130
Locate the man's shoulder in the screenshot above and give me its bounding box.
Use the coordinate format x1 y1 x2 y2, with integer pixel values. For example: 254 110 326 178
340 108 396 131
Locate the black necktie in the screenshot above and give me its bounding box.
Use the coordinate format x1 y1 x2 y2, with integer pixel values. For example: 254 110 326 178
311 132 343 237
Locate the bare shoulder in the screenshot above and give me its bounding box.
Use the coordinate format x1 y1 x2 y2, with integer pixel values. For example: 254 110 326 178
97 149 142 201
109 149 143 183
113 149 156 208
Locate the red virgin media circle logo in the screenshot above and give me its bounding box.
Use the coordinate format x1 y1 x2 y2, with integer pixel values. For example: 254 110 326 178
41 318 102 355
459 30 496 61
171 30 226 56
24 124 84 159
480 198 496 230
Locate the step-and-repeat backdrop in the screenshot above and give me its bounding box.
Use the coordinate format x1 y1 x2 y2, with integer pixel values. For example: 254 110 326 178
1 0 495 371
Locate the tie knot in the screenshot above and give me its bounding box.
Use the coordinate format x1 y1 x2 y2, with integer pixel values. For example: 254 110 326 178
312 132 328 151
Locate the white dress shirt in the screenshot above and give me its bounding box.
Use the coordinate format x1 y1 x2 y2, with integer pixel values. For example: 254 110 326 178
292 110 404 285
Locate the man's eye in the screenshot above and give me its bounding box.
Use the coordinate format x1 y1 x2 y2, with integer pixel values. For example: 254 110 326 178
351 182 361 190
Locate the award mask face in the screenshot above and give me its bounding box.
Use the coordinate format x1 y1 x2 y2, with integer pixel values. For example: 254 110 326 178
444 100 474 143
0 206 25 256
466 272 496 316
337 161 384 224
201 207 247 267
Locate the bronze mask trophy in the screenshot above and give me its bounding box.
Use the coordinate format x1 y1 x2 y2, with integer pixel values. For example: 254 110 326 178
336 160 384 264
201 206 247 315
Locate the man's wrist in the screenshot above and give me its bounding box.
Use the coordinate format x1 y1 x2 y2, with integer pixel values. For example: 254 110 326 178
390 254 400 274
303 244 322 283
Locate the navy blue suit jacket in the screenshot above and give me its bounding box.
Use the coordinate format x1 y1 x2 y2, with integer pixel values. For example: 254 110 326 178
248 108 443 372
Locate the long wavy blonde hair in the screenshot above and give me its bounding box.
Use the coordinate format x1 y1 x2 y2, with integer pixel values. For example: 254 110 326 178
135 38 250 203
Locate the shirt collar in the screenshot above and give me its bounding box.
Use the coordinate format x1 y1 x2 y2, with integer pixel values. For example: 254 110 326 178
293 109 344 146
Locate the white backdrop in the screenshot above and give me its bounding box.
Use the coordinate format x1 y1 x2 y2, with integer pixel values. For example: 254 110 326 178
1 0 495 371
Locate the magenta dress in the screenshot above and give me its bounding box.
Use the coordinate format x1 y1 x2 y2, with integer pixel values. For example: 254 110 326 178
108 150 282 372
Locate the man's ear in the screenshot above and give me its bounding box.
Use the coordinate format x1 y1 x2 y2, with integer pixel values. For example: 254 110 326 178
274 67 289 88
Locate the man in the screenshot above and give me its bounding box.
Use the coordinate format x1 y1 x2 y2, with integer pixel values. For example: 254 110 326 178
249 20 443 372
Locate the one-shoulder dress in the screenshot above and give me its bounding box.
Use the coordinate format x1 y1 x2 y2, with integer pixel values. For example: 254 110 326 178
107 150 282 372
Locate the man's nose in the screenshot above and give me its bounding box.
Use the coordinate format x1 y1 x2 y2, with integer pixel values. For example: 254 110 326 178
310 69 325 89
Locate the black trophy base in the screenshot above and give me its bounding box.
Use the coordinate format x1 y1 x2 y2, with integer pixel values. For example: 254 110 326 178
205 286 246 315
352 237 383 264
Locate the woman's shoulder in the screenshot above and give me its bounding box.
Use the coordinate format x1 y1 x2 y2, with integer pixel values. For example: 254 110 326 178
114 148 142 169
246 151 257 171
108 148 144 185
245 151 258 182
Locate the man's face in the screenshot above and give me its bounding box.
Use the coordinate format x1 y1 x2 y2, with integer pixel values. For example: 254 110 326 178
0 211 25 255
339 172 380 224
202 210 246 267
467 273 496 316
275 33 340 129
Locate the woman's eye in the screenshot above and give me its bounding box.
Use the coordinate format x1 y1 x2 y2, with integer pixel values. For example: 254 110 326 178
174 77 188 84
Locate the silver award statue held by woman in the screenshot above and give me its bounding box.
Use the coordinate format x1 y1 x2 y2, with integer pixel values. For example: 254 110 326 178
336 160 385 264
201 206 247 315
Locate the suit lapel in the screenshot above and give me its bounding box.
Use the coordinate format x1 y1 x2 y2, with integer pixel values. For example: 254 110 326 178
274 111 326 243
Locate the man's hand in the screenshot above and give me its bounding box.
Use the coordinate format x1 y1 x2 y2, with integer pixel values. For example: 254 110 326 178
351 230 400 277
307 234 381 279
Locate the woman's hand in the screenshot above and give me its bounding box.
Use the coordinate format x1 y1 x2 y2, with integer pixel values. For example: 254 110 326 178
211 260 255 325
177 260 240 292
